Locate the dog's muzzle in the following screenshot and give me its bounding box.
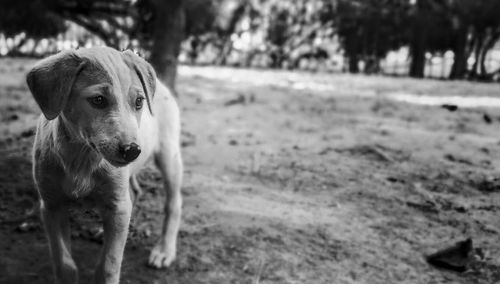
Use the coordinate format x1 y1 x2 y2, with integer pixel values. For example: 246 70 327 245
119 142 141 162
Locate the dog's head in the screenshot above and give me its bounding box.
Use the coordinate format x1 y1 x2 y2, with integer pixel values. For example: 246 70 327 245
26 47 156 167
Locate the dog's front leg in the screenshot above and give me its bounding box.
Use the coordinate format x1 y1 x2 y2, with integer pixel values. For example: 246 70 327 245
94 192 132 284
149 147 183 268
41 201 78 284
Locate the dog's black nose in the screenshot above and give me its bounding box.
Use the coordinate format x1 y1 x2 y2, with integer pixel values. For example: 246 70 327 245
119 143 141 162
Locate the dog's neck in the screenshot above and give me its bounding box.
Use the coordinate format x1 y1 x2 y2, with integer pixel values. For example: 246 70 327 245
51 116 104 198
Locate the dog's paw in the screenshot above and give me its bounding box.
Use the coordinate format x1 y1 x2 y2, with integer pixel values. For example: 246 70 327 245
148 245 176 269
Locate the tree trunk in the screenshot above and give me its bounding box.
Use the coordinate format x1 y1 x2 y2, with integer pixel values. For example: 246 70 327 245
149 0 185 94
270 48 285 69
214 37 232 66
449 27 468 79
449 45 467 79
348 55 359 73
469 31 484 79
479 44 488 77
409 0 429 78
364 56 380 74
409 46 425 78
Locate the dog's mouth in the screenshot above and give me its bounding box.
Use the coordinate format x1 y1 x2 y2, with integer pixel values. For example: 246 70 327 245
107 159 130 167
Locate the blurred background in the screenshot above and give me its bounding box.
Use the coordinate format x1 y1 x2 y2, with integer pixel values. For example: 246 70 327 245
1 0 500 88
2 1 500 283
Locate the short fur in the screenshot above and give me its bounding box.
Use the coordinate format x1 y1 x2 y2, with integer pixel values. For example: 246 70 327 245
27 47 183 284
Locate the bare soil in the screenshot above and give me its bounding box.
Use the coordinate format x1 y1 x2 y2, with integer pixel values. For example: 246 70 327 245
1 58 500 284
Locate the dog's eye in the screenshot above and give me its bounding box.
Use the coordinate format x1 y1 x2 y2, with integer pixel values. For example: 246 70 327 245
88 96 107 109
135 97 144 110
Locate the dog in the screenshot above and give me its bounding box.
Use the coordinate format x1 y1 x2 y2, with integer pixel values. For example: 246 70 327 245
26 46 183 284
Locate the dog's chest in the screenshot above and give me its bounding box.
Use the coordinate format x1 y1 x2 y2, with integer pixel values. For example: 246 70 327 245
58 147 105 199
62 175 94 198
61 163 101 198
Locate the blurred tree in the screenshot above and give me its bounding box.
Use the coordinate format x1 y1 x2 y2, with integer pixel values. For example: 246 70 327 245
134 0 222 88
212 0 254 65
457 0 500 80
40 0 244 90
409 0 500 79
262 1 336 69
0 0 212 90
147 0 185 91
408 0 430 78
448 14 469 79
41 0 185 89
337 0 411 74
2 0 499 82
266 5 290 68
0 0 66 55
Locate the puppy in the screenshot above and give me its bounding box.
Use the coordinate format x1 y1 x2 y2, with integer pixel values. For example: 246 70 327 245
26 47 183 284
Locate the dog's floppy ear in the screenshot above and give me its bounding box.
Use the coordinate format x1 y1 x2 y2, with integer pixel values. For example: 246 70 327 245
26 51 84 120
121 50 156 114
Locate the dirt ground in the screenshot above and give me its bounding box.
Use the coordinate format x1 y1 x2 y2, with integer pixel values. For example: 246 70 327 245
1 58 500 284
